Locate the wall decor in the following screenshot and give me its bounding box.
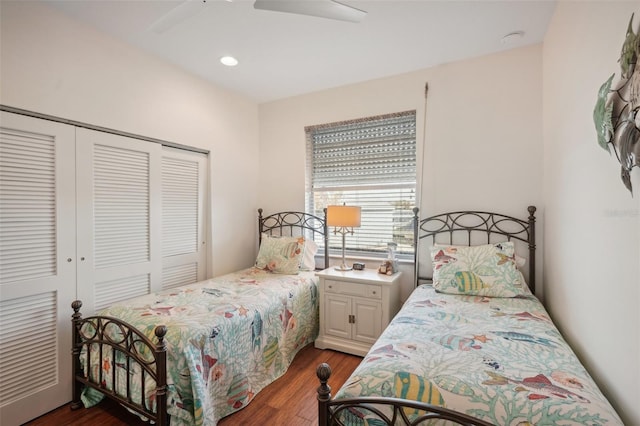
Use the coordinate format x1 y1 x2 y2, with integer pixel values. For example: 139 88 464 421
593 13 640 195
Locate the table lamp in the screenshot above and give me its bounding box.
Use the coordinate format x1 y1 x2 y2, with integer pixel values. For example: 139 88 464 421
327 205 361 271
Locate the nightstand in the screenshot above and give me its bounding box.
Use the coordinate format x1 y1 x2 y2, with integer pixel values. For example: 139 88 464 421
315 268 402 357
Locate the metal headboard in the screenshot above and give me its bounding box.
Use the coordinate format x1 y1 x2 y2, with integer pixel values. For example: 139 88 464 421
413 206 536 294
258 209 329 270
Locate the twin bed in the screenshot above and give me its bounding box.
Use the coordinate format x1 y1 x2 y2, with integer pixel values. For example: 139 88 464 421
316 207 623 425
71 207 622 426
71 209 328 426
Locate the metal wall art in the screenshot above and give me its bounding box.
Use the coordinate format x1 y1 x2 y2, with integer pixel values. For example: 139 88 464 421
593 13 640 195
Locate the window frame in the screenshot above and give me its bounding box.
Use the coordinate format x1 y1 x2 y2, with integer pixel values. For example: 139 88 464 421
305 110 417 261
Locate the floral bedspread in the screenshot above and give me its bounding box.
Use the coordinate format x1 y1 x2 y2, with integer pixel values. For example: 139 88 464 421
82 267 319 425
335 285 622 425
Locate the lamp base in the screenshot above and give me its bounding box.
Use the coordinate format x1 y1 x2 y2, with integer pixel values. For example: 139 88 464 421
334 265 353 271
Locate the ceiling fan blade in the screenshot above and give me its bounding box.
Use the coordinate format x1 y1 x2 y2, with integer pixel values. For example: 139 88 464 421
254 0 366 23
149 0 209 34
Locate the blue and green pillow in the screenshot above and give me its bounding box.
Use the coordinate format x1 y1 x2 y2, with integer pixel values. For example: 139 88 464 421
255 234 305 274
430 242 525 297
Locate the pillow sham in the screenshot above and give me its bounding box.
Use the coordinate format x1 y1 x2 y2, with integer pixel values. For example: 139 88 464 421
432 242 527 285
255 234 304 274
430 242 525 297
299 238 318 271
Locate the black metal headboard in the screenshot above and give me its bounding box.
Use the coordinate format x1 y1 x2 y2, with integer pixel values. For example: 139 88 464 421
413 206 536 294
258 209 329 270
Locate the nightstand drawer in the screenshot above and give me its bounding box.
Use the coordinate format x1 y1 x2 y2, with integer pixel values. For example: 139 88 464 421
325 279 382 299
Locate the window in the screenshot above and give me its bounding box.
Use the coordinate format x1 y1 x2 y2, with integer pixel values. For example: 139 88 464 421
305 111 417 259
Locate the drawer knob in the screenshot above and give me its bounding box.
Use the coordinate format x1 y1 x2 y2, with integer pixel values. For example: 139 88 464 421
372 291 376 294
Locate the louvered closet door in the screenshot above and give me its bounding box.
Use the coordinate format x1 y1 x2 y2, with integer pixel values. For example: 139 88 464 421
161 147 207 289
75 128 162 314
0 112 76 426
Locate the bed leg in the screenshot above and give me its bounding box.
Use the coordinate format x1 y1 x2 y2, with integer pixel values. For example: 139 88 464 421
154 325 168 426
70 300 83 410
316 363 332 426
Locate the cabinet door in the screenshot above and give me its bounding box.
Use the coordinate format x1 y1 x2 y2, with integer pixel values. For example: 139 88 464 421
324 293 351 339
75 128 162 313
161 147 207 289
0 112 76 425
352 298 382 344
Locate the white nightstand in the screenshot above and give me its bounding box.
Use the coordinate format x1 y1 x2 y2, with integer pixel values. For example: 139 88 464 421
315 268 402 357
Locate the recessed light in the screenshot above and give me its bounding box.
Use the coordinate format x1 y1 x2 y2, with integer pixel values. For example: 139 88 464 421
220 56 239 67
501 31 524 45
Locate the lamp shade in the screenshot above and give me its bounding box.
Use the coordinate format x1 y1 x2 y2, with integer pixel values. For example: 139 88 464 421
327 205 361 227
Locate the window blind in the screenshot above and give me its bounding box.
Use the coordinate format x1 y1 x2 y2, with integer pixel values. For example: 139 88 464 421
306 111 416 257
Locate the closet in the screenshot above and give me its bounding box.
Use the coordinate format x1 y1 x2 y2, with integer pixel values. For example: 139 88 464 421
0 110 208 425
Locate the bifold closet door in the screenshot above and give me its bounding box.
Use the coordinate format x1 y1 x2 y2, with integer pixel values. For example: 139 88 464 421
75 128 162 314
0 112 209 425
0 112 76 425
161 147 207 289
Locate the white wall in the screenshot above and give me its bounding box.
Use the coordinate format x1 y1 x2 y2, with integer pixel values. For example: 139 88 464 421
543 2 640 424
0 1 260 276
258 45 544 299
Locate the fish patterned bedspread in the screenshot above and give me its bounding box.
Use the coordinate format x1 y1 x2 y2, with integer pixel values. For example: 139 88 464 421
335 285 622 425
82 267 319 425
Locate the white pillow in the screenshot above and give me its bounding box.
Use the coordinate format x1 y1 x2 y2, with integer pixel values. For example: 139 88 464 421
299 238 318 271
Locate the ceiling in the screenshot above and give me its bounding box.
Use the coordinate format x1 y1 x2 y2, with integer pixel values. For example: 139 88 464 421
47 0 557 103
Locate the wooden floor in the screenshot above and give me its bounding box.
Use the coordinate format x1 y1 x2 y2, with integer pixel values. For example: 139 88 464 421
25 345 362 426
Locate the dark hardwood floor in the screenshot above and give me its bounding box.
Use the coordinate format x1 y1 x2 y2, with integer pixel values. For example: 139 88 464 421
24 345 362 426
